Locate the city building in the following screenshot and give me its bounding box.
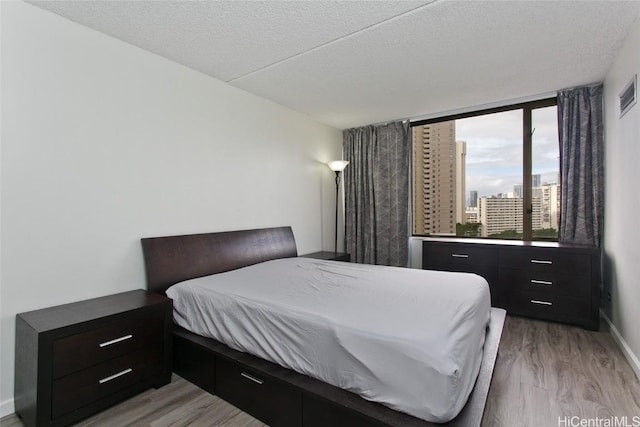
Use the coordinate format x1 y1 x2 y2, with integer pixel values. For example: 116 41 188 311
469 190 478 208
540 182 560 230
455 141 466 225
513 184 523 198
412 121 458 235
478 196 541 237
532 174 541 188
465 206 479 223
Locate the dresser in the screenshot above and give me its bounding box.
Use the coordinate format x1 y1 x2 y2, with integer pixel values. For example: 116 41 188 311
15 290 172 427
422 238 600 330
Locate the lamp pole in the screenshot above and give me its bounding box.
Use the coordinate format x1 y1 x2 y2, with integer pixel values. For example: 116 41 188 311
334 170 341 254
326 160 349 255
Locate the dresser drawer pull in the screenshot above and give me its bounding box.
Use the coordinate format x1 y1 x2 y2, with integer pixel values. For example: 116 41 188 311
99 334 133 348
530 259 552 265
530 299 553 306
451 254 469 258
98 368 132 384
530 279 553 286
241 372 264 385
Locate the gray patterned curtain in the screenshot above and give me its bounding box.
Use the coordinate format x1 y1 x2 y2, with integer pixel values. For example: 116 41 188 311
343 121 410 266
558 83 604 247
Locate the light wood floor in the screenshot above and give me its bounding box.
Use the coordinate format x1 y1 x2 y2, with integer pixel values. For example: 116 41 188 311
3 316 639 427
484 316 640 426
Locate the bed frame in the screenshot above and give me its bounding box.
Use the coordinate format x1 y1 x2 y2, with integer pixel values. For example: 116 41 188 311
141 226 505 427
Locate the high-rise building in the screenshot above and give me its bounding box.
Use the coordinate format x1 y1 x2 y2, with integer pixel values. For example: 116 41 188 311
478 196 541 237
465 206 479 223
513 184 523 199
455 141 466 225
539 182 560 230
469 190 478 208
532 174 541 188
412 121 457 235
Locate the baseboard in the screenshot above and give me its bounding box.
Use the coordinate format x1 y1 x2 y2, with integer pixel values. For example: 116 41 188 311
601 310 640 380
0 398 15 419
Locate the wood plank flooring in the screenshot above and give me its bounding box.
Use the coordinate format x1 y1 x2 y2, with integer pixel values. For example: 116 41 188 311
3 315 639 427
483 316 640 426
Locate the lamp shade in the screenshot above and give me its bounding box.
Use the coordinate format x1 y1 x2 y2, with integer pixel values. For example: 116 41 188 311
327 160 349 172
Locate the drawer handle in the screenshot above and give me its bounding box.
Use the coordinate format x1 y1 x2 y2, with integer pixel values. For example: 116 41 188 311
530 259 552 265
530 279 553 286
99 334 133 348
241 372 264 385
99 368 132 384
530 299 553 306
451 254 469 258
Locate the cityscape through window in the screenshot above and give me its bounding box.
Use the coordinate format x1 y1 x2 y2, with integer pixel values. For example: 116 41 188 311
412 100 559 240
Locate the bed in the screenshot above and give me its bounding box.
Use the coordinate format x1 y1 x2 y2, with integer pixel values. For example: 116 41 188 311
141 226 506 427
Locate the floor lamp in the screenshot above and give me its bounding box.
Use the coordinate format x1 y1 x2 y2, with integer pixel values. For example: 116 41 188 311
327 160 349 253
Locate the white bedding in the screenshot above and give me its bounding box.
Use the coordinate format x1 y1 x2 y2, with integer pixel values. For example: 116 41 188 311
167 257 491 423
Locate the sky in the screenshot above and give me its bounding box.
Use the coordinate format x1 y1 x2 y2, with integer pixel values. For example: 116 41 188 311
456 106 559 200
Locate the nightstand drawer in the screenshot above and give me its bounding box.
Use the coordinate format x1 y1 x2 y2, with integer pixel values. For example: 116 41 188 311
499 248 590 274
423 244 498 268
509 290 590 324
51 348 163 419
499 268 589 297
52 308 165 378
216 357 301 427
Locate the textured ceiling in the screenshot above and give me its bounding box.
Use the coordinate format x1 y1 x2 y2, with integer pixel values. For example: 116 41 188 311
28 0 640 129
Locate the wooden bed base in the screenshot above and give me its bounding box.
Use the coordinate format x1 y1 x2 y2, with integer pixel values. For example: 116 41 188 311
141 226 505 427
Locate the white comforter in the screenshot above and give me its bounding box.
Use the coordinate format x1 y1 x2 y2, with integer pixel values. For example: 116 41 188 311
167 257 491 422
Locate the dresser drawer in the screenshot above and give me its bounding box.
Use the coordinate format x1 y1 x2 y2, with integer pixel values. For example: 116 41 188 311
499 248 590 274
508 290 590 324
216 357 301 427
423 243 498 269
51 347 164 419
52 308 165 378
423 242 501 307
499 268 589 298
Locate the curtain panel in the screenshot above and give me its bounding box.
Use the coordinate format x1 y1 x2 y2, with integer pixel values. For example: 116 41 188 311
343 121 410 266
557 83 604 247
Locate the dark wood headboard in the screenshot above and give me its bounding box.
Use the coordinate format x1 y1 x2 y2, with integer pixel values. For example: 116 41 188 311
141 226 298 294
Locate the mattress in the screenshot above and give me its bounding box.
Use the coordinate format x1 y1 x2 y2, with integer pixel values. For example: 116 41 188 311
167 257 491 423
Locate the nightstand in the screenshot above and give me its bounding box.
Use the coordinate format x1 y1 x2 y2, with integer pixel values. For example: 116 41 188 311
301 251 351 262
15 290 172 427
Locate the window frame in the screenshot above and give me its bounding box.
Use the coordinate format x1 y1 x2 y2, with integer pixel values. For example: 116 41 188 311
411 97 558 241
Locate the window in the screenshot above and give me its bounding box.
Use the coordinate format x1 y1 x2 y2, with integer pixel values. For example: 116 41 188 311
411 98 559 241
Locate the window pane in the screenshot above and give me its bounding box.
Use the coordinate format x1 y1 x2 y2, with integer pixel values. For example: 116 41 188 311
412 110 524 238
531 106 560 240
460 110 524 239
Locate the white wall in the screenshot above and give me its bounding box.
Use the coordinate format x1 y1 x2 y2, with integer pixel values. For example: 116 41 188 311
0 1 342 414
603 17 640 375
